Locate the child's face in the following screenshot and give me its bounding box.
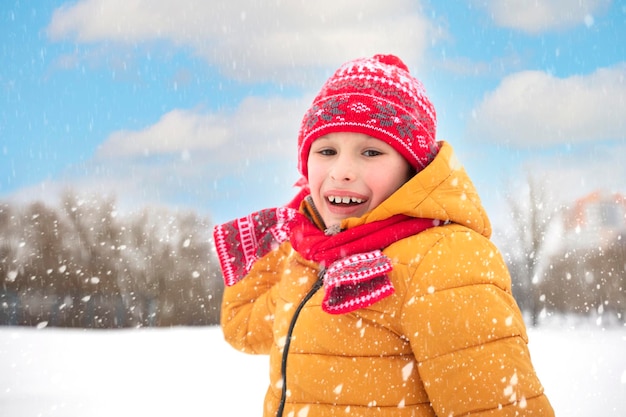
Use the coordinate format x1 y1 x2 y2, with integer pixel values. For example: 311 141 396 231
307 132 413 229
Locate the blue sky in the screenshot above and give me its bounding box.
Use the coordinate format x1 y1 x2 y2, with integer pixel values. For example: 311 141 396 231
1 0 625 232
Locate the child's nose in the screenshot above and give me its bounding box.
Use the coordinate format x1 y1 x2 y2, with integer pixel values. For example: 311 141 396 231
329 155 356 181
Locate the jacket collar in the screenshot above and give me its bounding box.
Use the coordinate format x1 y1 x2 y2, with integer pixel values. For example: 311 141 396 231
341 141 492 238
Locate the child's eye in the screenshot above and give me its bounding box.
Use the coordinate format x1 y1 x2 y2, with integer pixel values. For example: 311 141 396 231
317 148 336 156
363 149 382 157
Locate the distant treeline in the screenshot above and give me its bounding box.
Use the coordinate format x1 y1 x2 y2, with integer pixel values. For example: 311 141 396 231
1 189 625 329
0 192 223 328
508 237 626 325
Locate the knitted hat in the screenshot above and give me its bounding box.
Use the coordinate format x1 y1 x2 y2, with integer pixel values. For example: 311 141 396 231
297 54 438 178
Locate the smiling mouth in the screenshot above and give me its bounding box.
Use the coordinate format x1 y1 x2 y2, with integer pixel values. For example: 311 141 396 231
327 195 365 206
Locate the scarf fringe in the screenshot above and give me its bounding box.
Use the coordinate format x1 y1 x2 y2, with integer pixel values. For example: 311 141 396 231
322 250 394 314
323 280 395 314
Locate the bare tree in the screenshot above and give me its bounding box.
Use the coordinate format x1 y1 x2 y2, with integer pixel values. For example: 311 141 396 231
506 174 560 326
0 191 224 328
544 231 626 323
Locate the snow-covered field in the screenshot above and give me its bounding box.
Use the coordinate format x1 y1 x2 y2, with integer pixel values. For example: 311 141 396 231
1 320 625 416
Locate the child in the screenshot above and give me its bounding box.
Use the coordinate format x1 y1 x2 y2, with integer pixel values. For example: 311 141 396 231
214 54 554 416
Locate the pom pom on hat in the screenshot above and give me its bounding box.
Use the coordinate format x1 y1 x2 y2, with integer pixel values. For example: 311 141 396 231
297 54 438 178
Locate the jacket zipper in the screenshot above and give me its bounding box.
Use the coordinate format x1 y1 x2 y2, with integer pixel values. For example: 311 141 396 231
276 270 324 417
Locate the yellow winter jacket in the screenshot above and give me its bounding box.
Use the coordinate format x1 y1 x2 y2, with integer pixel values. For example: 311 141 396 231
221 141 554 416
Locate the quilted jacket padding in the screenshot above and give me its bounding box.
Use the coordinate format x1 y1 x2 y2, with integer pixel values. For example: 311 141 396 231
221 141 554 416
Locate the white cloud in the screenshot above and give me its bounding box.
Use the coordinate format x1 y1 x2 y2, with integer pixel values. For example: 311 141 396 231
98 110 229 158
7 95 312 222
468 64 626 147
47 0 435 83
37 95 310 220
478 0 612 33
96 96 307 162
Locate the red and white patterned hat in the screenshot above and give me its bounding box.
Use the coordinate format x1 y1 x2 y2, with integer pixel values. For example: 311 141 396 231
297 54 438 178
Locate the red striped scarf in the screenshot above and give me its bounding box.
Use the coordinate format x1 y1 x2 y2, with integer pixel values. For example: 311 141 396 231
214 206 437 314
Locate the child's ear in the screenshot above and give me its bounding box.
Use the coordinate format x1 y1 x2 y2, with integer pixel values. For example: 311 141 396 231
407 167 417 180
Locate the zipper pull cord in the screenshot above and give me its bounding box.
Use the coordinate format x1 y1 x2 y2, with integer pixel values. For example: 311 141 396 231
276 270 325 417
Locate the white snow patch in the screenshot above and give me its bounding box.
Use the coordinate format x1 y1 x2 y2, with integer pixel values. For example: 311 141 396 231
402 362 414 382
0 323 624 416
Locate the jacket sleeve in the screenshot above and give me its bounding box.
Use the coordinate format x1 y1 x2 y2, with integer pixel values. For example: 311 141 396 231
400 228 554 416
220 243 290 355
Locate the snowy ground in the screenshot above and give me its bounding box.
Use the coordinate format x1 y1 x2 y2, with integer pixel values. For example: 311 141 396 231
1 319 625 416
